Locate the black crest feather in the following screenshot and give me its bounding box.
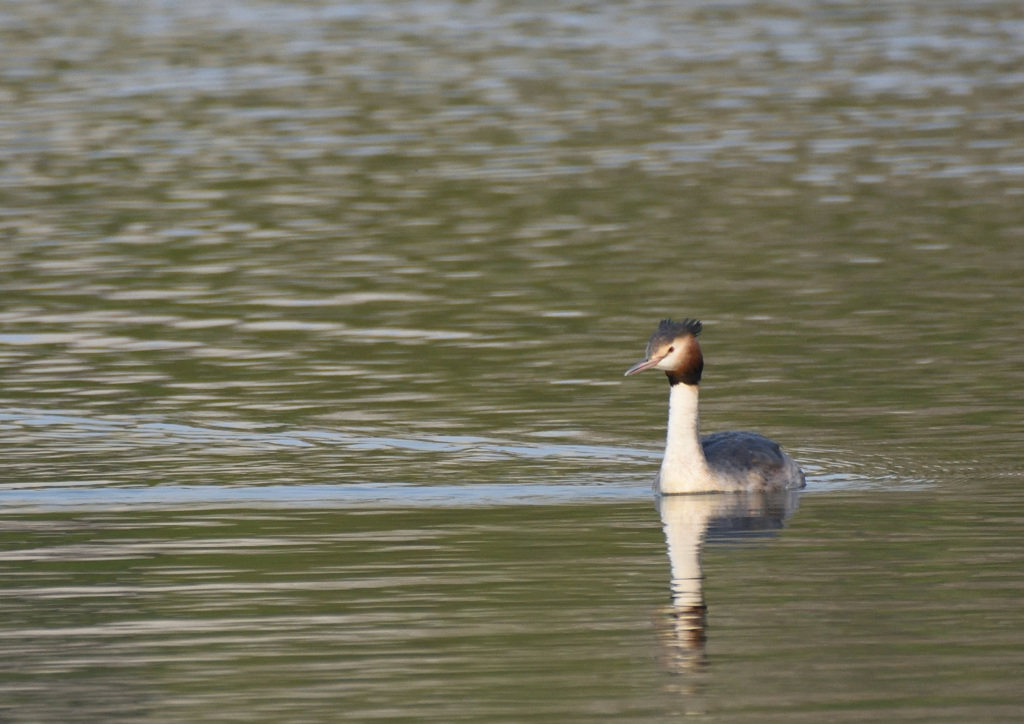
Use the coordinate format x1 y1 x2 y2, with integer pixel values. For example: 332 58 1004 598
646 318 702 355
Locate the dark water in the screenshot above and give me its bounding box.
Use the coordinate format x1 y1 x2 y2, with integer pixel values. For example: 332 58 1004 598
2 1 1024 721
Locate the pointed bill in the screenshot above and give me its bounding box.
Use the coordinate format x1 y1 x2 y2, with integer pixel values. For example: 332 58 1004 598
624 355 664 376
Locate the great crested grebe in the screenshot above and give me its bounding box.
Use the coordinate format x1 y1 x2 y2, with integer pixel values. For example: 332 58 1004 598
625 318 805 494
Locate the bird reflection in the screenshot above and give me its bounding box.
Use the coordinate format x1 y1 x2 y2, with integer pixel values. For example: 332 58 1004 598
655 491 800 677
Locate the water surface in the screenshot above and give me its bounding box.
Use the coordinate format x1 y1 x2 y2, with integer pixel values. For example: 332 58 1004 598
1 0 1023 721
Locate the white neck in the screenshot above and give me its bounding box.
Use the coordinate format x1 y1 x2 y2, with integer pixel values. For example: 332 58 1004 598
656 383 713 494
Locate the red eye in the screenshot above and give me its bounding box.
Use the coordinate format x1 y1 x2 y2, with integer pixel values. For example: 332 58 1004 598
668 346 675 353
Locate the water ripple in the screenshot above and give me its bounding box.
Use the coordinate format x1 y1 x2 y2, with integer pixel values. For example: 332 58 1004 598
0 481 644 512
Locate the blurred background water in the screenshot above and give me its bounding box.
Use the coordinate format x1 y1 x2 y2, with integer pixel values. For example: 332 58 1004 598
1 1 1023 721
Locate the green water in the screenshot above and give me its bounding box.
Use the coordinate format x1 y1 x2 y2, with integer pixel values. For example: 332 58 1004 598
1 1 1023 721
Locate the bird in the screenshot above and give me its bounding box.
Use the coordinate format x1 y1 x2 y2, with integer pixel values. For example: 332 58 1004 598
625 318 805 494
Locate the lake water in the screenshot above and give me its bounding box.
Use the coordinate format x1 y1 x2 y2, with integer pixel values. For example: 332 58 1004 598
2 1 1024 721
